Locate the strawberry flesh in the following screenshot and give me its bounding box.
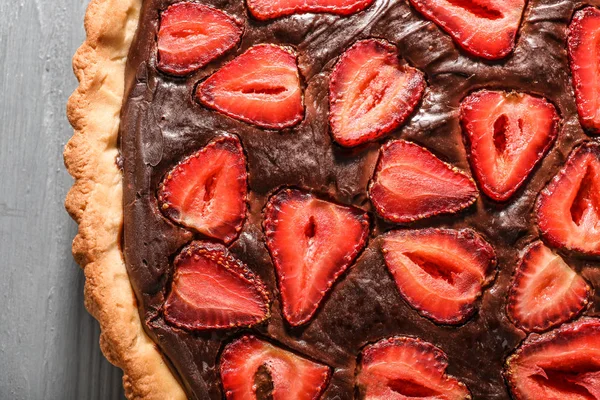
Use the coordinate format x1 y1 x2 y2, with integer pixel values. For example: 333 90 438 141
263 188 369 326
157 2 243 76
568 7 600 134
536 143 600 255
505 318 600 400
328 39 426 148
357 336 471 399
382 228 496 324
164 242 270 331
460 90 559 201
507 241 590 333
220 335 331 400
247 0 374 20
369 140 478 223
409 0 526 59
158 135 247 244
197 44 304 129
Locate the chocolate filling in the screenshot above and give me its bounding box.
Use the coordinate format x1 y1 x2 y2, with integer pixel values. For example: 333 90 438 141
120 0 600 398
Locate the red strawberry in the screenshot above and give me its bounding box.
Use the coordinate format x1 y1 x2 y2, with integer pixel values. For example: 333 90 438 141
505 318 600 400
507 241 591 333
408 0 526 59
196 44 304 129
164 242 269 330
568 7 600 134
460 90 559 202
158 135 247 244
157 2 243 76
382 228 496 324
263 188 369 326
536 143 600 256
328 39 426 147
220 335 331 400
247 0 374 20
369 140 478 223
357 336 471 399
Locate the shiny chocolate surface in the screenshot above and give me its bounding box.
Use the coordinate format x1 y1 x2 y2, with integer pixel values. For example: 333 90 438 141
120 1 600 398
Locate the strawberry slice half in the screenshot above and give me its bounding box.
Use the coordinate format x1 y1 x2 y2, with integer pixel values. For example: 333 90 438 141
247 0 374 21
460 90 559 201
357 336 471 399
158 135 247 244
536 143 600 256
382 228 496 324
157 2 243 76
164 241 270 331
369 140 478 223
196 44 304 130
263 188 369 326
507 241 590 333
408 0 526 60
505 318 600 400
568 7 600 134
220 335 331 400
328 39 426 148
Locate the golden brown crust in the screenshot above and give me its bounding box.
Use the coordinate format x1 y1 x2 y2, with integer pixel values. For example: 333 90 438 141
65 0 186 398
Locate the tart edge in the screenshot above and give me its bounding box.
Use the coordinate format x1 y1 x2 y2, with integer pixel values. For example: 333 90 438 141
64 0 186 398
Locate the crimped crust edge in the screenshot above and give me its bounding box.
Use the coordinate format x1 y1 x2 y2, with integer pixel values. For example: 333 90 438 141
64 0 186 398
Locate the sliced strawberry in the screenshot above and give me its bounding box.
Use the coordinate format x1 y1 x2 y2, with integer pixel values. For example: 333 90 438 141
247 0 374 20
220 335 331 400
328 39 426 148
382 228 495 324
507 241 591 333
357 336 471 399
408 0 526 59
196 44 304 129
568 7 600 134
460 90 559 201
536 143 600 255
158 135 247 244
369 140 478 223
164 241 270 330
157 2 243 76
505 318 600 400
263 188 369 326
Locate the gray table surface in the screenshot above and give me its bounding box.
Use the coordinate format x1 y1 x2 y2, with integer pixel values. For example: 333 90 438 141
0 0 125 398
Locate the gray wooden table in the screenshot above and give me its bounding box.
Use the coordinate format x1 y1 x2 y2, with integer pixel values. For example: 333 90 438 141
0 0 125 398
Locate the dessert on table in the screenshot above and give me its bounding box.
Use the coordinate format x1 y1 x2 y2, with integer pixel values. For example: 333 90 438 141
66 0 600 398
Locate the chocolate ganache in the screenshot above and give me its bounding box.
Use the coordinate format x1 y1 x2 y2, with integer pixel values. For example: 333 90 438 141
120 0 600 398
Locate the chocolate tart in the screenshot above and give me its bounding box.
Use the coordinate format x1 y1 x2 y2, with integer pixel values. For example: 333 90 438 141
66 0 600 399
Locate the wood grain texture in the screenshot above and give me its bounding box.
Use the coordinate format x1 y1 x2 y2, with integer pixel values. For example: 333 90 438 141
0 0 125 398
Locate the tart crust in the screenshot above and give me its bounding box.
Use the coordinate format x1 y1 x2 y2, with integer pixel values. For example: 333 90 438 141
64 0 185 398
